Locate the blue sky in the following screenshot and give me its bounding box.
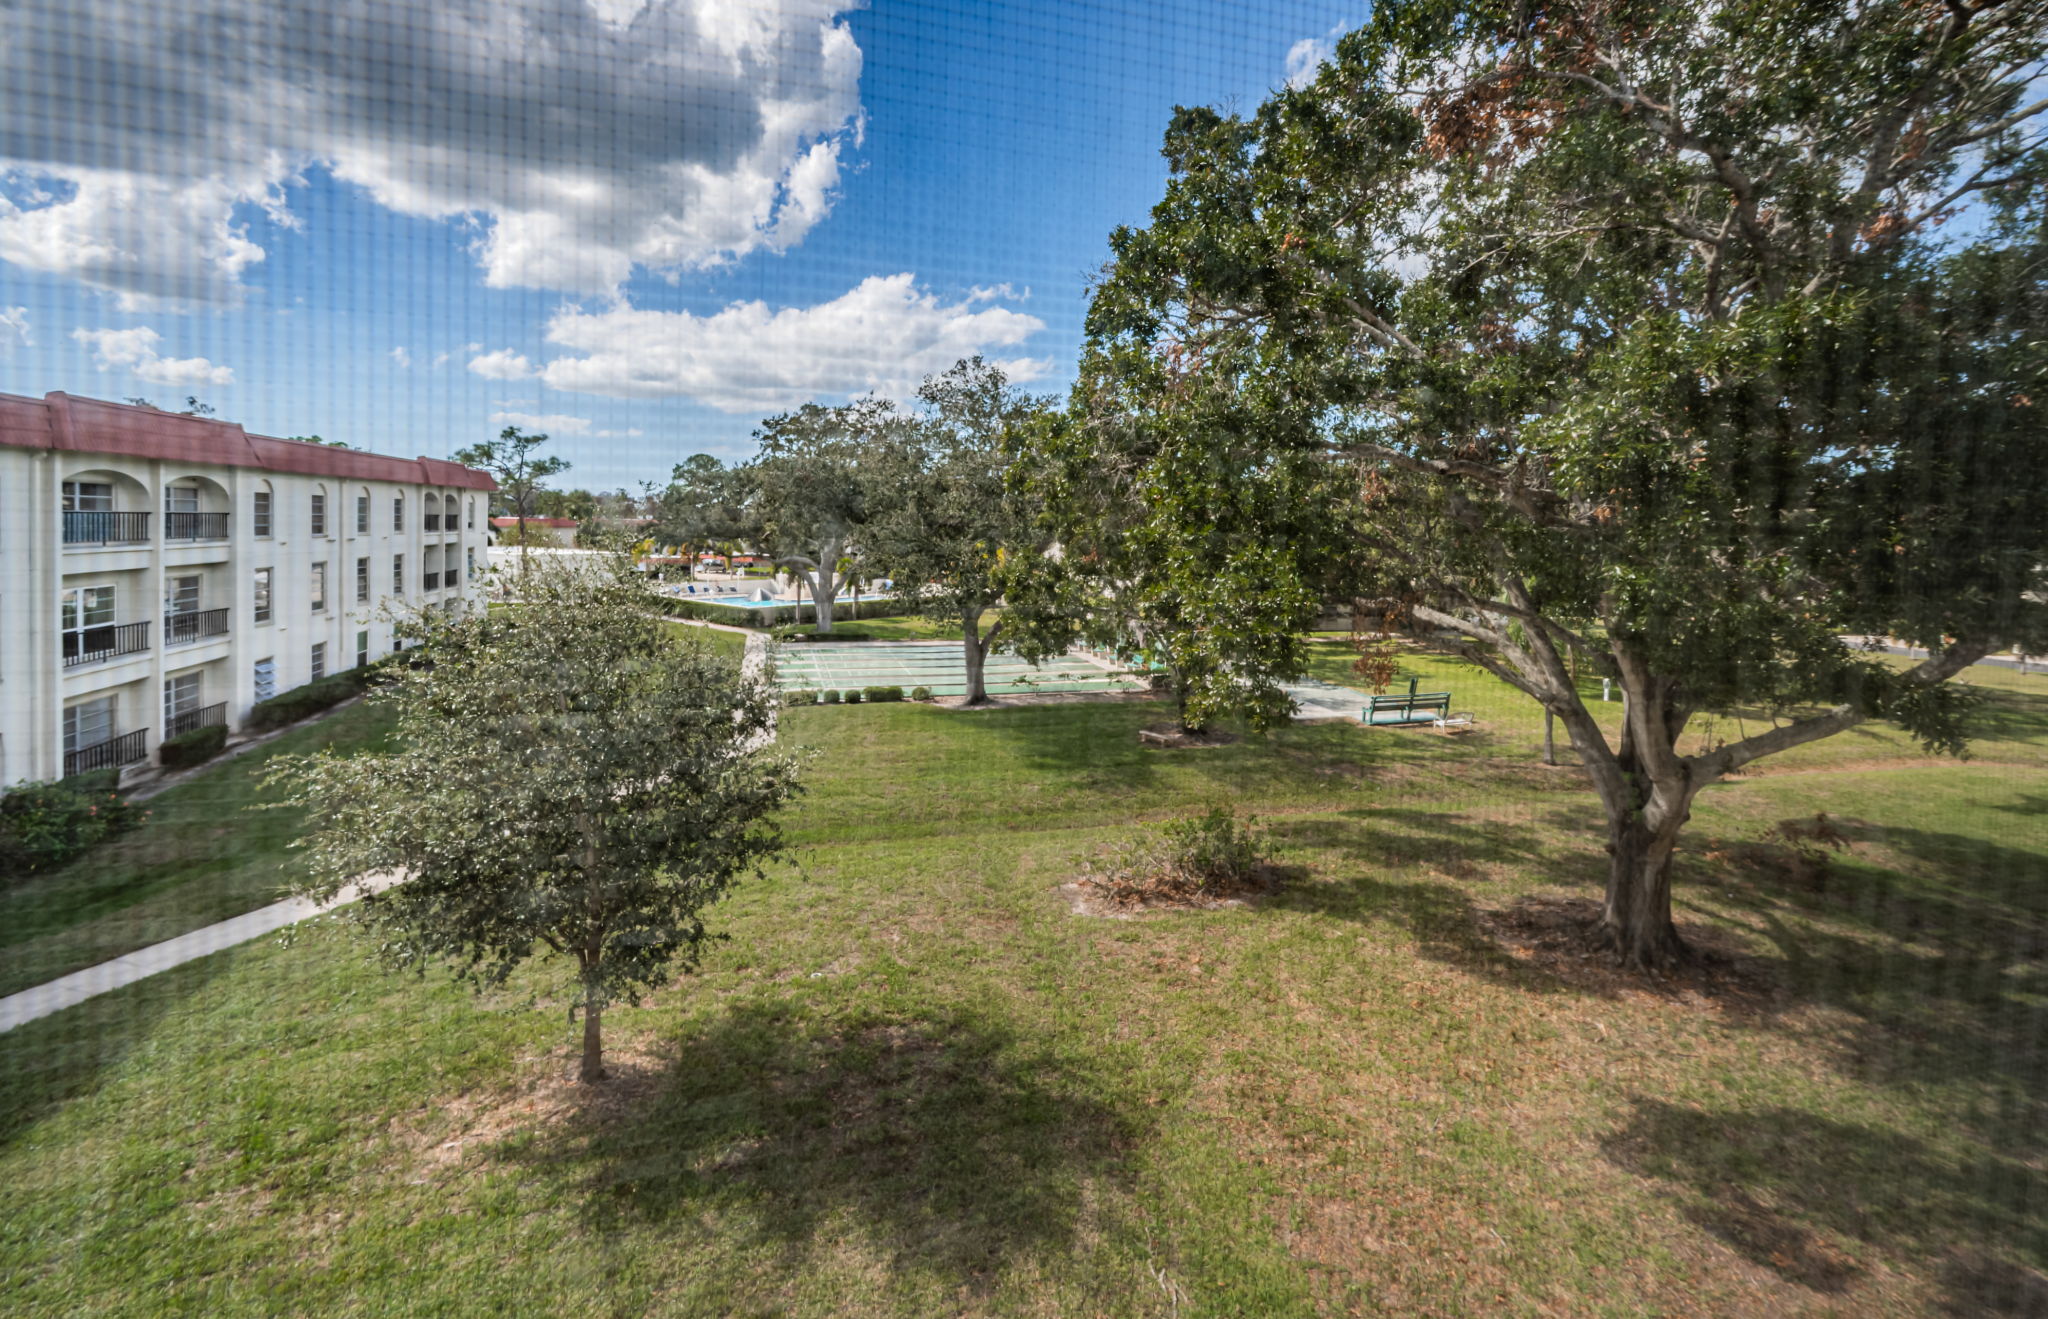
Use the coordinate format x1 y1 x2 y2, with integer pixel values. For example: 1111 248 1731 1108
0 0 1360 491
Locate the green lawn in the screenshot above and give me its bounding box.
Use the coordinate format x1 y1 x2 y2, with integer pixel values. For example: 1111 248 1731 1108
2 645 2044 1315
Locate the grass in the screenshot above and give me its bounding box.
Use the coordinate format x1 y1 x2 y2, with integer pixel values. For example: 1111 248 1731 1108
2 644 2045 1314
0 699 399 999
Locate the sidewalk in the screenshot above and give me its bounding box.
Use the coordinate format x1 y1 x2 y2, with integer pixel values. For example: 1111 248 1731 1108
0 873 398 1034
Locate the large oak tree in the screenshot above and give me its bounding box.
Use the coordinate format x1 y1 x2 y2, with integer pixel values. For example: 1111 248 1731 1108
1064 0 2048 967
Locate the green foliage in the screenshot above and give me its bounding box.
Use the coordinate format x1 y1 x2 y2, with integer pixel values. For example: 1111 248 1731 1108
0 778 149 881
910 685 933 702
821 689 842 704
862 685 905 704
268 556 803 1077
454 427 570 551
784 689 819 707
843 688 863 704
158 724 228 769
748 398 900 632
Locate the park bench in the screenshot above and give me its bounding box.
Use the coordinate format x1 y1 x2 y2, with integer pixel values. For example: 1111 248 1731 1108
1363 687 1453 726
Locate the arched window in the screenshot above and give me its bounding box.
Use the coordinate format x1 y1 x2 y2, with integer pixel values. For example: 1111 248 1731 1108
467 496 476 529
444 493 458 529
252 480 274 538
356 487 371 534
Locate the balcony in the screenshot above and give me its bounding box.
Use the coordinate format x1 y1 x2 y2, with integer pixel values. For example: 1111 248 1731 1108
63 620 151 668
63 510 151 546
165 511 230 541
425 512 443 532
64 728 149 777
166 702 227 739
165 607 230 646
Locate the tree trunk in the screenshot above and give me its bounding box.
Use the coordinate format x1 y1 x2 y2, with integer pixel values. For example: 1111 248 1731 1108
1601 809 1690 970
963 617 988 704
1543 708 1557 765
812 567 834 633
580 997 606 1082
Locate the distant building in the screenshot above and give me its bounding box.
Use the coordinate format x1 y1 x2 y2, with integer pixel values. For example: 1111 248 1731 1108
0 392 495 785
488 516 579 547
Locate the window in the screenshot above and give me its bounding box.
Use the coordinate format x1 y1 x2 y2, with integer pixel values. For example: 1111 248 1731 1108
63 480 113 512
356 492 370 534
165 574 200 616
467 497 475 529
392 553 405 595
356 556 370 604
253 657 276 702
253 567 273 624
466 547 476 580
311 492 327 536
393 495 404 533
356 629 370 668
444 493 459 530
310 642 327 681
164 672 201 727
165 482 200 514
63 697 116 754
311 561 327 613
61 584 116 636
253 488 273 537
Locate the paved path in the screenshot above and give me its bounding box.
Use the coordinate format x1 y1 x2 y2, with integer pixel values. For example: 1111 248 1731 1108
0 873 399 1034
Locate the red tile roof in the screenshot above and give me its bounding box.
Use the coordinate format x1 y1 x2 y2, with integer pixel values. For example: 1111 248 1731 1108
0 392 496 490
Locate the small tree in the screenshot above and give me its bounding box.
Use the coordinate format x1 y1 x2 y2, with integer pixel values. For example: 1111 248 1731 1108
868 358 1052 703
269 557 802 1082
651 454 751 579
455 426 571 579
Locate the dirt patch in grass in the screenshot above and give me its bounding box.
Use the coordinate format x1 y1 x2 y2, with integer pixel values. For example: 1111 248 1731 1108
1061 863 1301 919
1476 893 1787 1016
389 1042 668 1173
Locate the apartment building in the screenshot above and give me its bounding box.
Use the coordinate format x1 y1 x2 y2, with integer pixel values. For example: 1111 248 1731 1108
0 392 495 785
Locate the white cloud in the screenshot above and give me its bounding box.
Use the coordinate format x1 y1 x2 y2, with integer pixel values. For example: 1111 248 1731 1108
489 410 592 434
0 0 865 304
431 351 452 369
389 346 411 368
468 348 535 380
540 273 1047 413
0 304 28 350
1284 23 1351 89
72 325 234 385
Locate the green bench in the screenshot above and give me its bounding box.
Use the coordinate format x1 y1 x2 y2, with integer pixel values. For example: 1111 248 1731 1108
1364 688 1453 726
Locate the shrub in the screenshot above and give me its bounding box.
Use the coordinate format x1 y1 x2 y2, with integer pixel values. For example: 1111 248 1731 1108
783 688 819 707
246 669 377 730
910 685 933 702
1083 806 1271 907
820 689 841 704
0 777 149 880
159 723 228 769
862 685 904 703
843 688 863 704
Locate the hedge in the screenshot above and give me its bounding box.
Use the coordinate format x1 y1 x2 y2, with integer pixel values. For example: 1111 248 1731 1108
843 689 863 704
0 776 149 881
159 723 228 769
821 689 842 704
246 664 383 731
910 686 933 702
783 688 819 707
862 685 905 703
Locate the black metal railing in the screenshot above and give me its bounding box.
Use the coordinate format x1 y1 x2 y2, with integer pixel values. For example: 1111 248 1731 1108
63 510 152 545
62 620 151 667
164 511 230 540
165 607 230 645
166 702 226 738
423 570 441 591
64 728 148 777
425 512 442 532
446 565 460 586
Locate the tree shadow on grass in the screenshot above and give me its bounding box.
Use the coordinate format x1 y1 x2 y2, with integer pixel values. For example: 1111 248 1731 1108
497 1001 1144 1303
1604 1098 2048 1313
0 952 231 1148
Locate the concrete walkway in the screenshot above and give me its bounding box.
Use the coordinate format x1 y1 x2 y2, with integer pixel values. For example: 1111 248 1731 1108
0 873 399 1034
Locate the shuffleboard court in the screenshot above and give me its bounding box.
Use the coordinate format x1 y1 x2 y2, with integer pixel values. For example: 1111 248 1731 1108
771 640 1147 700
